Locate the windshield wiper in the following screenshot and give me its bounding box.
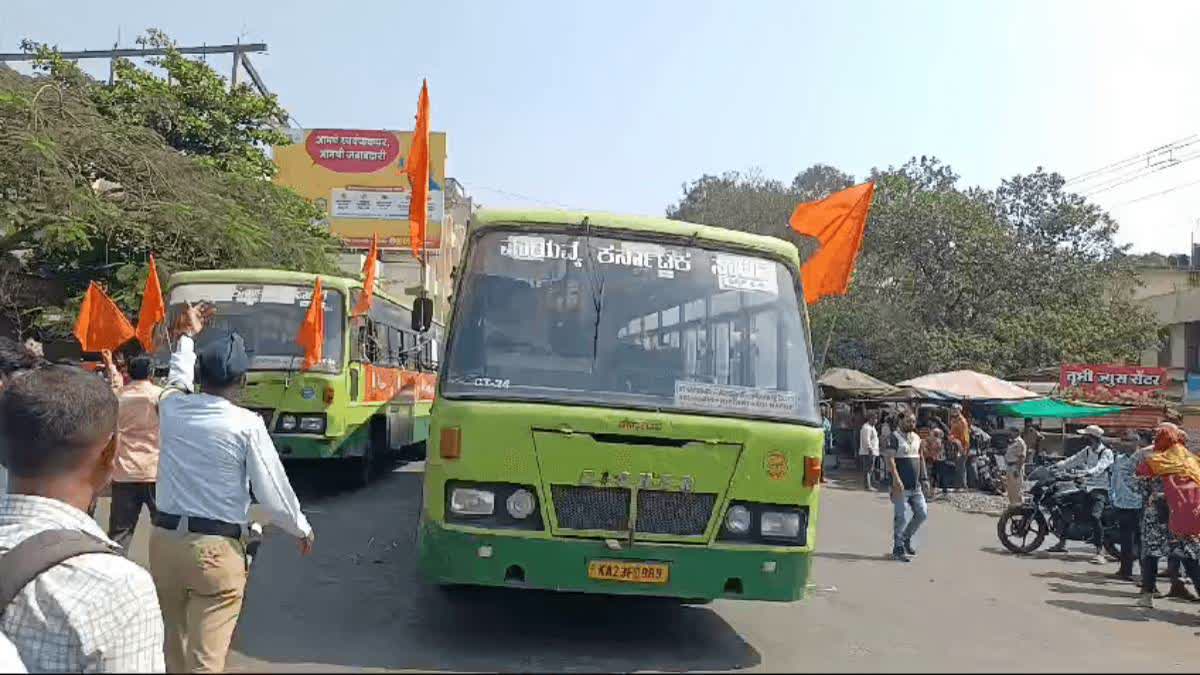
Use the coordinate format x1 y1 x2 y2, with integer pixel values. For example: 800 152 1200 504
580 216 605 370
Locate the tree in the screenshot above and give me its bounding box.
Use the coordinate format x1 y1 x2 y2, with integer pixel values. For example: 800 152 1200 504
666 158 1160 381
0 49 334 341
23 31 290 180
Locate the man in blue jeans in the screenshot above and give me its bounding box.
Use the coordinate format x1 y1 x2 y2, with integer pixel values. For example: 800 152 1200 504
884 413 928 562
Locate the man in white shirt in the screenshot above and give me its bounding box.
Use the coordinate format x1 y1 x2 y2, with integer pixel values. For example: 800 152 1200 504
859 413 880 490
150 304 315 673
0 364 164 672
1048 425 1113 564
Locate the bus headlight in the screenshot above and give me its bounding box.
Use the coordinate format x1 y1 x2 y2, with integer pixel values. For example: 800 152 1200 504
724 505 751 534
505 489 536 519
760 511 802 539
278 415 297 432
298 415 326 433
450 488 495 516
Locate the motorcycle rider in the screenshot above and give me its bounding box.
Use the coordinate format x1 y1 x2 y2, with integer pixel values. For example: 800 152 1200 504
1047 424 1114 564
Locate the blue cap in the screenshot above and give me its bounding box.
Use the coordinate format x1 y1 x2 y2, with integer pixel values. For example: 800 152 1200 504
196 331 249 386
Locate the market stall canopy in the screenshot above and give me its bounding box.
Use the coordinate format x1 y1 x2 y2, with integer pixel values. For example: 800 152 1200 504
872 386 954 402
818 368 897 397
993 399 1124 419
896 370 1039 401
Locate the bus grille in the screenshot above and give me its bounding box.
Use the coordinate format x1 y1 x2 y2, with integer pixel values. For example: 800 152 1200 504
551 486 630 531
636 491 717 535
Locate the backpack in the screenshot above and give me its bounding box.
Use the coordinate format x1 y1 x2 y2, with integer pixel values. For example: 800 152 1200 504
0 530 119 670
1164 475 1200 537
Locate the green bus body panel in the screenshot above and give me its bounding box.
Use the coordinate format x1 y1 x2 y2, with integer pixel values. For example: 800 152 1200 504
423 209 821 600
418 521 809 602
421 399 822 600
162 269 434 461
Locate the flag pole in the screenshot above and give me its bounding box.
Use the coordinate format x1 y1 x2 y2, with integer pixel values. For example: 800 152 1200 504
817 307 840 374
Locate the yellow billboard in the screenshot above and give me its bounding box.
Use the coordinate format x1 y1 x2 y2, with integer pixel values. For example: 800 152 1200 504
272 128 448 251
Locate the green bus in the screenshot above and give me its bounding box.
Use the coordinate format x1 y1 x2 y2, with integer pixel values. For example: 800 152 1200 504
164 269 443 485
418 209 823 601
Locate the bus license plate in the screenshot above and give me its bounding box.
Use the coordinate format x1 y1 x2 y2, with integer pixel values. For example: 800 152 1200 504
587 560 669 584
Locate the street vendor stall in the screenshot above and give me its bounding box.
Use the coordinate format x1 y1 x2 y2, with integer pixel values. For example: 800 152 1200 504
817 368 897 467
897 370 1040 401
818 367 897 398
990 398 1130 457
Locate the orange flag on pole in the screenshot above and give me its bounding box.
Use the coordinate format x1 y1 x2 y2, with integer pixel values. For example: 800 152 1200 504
351 233 379 316
74 281 136 353
405 79 431 261
135 255 166 352
296 278 325 371
789 182 876 305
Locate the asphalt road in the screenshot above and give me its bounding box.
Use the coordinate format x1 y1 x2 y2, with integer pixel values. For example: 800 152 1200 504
97 466 1200 672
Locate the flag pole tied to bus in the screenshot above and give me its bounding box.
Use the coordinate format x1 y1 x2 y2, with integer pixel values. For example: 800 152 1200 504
789 182 876 305
296 277 325 371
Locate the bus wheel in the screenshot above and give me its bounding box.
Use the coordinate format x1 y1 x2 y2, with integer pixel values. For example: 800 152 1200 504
354 443 375 488
400 440 427 462
349 419 385 488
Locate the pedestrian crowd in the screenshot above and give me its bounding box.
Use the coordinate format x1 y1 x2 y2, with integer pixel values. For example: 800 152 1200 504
0 302 315 673
848 396 1200 617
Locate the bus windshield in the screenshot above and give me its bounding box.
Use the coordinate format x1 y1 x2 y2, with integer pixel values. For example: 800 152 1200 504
443 230 819 423
167 283 345 373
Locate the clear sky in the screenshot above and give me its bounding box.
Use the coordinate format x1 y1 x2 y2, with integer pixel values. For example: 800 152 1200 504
3 0 1199 253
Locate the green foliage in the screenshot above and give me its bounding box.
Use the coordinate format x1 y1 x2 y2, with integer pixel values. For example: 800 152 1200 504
26 31 290 179
0 40 335 340
668 157 1159 381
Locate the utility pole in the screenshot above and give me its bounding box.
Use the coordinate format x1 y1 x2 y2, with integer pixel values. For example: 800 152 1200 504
0 40 287 125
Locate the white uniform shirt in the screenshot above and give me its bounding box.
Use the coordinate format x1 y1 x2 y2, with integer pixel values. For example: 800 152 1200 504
858 423 879 456
156 336 312 538
0 495 164 673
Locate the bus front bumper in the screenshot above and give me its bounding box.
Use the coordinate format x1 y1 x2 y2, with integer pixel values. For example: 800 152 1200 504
418 521 810 602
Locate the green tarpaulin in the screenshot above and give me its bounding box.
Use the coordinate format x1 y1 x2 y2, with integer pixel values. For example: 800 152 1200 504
993 399 1125 419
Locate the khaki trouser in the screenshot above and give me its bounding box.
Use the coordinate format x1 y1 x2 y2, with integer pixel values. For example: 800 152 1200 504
149 525 248 673
1006 467 1025 507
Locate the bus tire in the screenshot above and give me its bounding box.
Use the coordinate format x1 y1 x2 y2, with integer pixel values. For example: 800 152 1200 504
350 418 386 488
401 440 427 462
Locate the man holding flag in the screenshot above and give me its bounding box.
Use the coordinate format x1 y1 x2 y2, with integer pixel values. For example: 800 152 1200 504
150 303 315 673
103 257 168 554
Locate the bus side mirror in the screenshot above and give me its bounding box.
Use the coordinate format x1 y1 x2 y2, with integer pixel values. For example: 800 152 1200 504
412 296 433 333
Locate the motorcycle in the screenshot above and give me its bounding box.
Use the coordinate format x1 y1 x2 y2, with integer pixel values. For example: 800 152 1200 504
971 450 1006 496
996 466 1123 556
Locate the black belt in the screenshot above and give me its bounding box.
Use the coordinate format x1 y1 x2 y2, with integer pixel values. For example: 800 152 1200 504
153 512 242 540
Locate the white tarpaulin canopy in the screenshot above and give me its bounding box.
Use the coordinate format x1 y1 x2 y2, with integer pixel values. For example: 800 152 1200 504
818 368 897 397
896 370 1040 401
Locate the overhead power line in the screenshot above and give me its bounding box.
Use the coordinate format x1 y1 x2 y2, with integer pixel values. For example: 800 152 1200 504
1114 176 1200 207
1066 134 1200 187
1081 149 1200 197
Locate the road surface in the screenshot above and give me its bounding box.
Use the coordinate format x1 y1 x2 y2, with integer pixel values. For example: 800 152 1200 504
98 466 1200 672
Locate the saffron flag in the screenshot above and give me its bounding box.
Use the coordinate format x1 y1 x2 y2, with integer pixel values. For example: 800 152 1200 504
351 233 379 316
789 182 876 304
74 281 136 353
135 255 166 352
296 277 325 371
406 79 431 261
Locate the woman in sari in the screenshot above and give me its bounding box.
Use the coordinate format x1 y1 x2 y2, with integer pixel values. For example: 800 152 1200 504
1134 424 1200 608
